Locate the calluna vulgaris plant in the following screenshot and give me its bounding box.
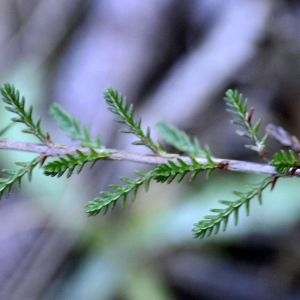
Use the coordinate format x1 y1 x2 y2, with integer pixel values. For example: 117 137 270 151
0 84 299 238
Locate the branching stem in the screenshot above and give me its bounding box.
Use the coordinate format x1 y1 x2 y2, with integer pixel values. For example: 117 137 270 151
0 140 296 177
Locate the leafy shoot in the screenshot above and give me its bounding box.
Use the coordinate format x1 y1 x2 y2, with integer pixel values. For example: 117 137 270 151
0 156 40 200
105 88 159 153
1 84 46 142
193 177 272 238
225 90 267 158
270 150 300 175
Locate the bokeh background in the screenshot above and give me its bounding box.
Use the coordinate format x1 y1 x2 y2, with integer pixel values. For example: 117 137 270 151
1 0 300 299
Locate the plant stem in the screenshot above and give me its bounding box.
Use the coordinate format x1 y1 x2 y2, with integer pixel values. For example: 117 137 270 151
0 139 297 177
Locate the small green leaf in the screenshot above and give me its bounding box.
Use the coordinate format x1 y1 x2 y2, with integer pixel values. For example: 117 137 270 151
132 140 145 146
252 119 261 135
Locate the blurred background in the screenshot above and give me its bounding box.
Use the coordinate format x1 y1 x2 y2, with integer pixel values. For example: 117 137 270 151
1 0 300 299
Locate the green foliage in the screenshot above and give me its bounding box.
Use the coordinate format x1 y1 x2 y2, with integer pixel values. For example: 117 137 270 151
85 114 216 216
224 89 267 156
0 83 297 239
156 121 209 157
1 84 46 142
86 152 217 216
153 156 216 184
270 150 300 175
193 177 272 238
0 157 40 199
105 88 158 153
43 148 113 178
86 171 152 216
86 154 217 216
49 103 102 148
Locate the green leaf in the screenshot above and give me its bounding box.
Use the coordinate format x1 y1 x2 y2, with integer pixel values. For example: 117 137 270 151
49 103 102 148
252 119 261 135
156 121 207 157
270 150 300 175
0 122 15 136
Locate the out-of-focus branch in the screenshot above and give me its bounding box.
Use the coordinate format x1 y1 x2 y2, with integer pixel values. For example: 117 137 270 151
266 123 300 152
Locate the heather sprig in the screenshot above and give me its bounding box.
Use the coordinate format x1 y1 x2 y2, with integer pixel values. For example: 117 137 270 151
0 83 297 239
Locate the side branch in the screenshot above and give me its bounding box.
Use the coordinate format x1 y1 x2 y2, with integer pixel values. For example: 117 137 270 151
0 140 297 177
